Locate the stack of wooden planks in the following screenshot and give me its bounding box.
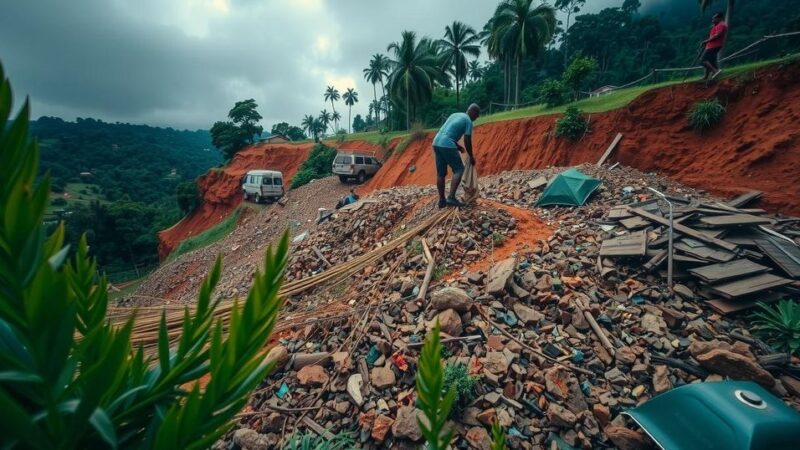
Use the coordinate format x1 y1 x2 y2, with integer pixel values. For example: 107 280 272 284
598 190 800 314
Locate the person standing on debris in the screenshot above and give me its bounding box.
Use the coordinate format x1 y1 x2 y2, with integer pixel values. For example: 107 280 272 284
701 12 728 81
432 103 480 208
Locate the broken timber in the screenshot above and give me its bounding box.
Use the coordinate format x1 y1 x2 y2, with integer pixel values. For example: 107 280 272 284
627 207 738 252
688 259 771 283
597 132 623 166
706 273 793 299
599 230 647 257
754 237 800 279
726 190 763 208
699 214 773 227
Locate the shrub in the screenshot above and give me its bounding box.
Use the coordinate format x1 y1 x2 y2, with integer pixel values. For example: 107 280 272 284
688 98 726 132
291 143 336 188
555 107 588 141
538 79 568 108
415 322 456 450
750 299 800 355
563 55 598 99
282 431 355 450
442 362 477 418
396 121 427 155
0 63 288 449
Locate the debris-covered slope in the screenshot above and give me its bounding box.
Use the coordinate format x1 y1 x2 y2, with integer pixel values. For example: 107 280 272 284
365 61 800 216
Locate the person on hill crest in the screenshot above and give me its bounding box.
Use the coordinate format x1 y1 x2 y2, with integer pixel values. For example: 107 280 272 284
701 11 728 81
432 103 480 208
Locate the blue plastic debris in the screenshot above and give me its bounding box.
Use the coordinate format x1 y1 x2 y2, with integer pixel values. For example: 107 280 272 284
572 349 585 364
408 334 421 344
503 311 518 327
412 286 420 296
276 382 289 399
630 294 645 305
366 345 382 366
518 260 531 270
507 427 524 438
581 380 592 396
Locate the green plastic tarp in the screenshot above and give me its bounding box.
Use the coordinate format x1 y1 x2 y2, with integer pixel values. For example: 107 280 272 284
535 168 601 207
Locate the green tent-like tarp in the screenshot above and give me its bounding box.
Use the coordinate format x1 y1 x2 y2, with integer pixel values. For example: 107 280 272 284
535 168 601 207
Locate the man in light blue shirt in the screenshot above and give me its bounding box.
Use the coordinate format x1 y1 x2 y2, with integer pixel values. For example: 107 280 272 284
432 103 480 208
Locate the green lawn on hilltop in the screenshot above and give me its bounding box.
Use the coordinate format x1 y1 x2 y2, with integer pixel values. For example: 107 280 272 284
47 182 107 214
341 54 798 142
167 205 246 262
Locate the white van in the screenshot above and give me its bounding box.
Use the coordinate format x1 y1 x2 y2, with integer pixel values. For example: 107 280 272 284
242 170 284 203
332 152 382 183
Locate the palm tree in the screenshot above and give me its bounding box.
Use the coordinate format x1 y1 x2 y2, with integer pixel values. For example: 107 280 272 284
324 86 340 130
312 118 325 141
467 60 483 83
438 21 481 107
490 0 556 106
363 54 388 125
387 31 445 130
301 114 316 141
318 109 332 136
331 111 341 133
342 88 358 133
374 55 391 128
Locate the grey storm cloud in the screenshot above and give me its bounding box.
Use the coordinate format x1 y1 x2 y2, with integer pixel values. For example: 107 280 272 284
0 0 624 130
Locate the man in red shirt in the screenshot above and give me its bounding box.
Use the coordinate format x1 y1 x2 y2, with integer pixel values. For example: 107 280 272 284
701 12 728 80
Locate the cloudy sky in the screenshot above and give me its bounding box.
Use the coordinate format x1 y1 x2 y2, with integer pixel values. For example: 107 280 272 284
0 0 625 131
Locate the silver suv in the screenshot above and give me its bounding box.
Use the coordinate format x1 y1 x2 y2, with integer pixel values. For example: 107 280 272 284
332 152 381 183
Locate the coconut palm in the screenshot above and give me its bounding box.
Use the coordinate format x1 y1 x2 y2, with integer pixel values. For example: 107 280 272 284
324 86 340 129
342 88 359 133
438 21 481 107
387 31 446 130
467 60 483 83
331 111 342 133
301 114 316 141
490 0 556 106
363 54 388 125
374 55 391 128
318 109 332 136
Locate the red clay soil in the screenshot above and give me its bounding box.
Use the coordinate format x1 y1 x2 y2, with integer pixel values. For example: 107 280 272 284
157 143 314 259
364 62 800 215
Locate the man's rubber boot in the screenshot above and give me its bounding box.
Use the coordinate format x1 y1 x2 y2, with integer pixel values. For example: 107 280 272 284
438 198 447 209
446 197 464 208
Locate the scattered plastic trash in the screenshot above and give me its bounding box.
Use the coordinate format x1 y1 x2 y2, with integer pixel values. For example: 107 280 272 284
276 382 289 399
581 380 592 396
622 186 635 197
543 343 561 358
572 349 585 364
366 345 382 366
630 294 646 305
391 353 409 371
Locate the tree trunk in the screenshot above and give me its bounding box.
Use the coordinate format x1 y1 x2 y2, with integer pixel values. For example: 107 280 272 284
372 83 378 126
515 54 521 107
563 10 572 69
405 76 410 130
330 100 337 131
380 79 388 129
455 64 460 108
348 105 352 134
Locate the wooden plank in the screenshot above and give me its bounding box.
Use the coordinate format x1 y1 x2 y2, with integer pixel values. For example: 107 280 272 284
707 273 793 299
527 176 549 190
619 216 650 230
699 214 773 227
627 207 738 252
726 190 763 208
607 206 634 220
706 290 784 315
688 259 771 284
674 242 736 263
599 230 646 257
597 132 623 166
643 249 668 272
755 237 800 279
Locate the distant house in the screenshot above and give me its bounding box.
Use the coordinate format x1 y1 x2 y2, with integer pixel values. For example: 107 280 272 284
590 85 618 98
79 171 93 179
258 134 290 144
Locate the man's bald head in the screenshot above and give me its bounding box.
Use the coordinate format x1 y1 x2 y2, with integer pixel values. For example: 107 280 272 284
467 103 480 120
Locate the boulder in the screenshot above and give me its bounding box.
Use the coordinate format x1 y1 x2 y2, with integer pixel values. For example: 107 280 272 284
430 287 472 312
296 365 328 387
695 348 775 387
370 367 397 389
392 406 425 442
487 258 516 295
482 352 510 375
432 308 463 336
512 303 543 325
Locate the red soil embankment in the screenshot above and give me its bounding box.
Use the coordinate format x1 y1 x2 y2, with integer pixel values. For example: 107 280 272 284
365 62 800 215
157 143 313 259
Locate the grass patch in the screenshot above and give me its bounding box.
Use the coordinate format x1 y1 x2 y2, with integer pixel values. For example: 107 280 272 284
688 98 726 132
47 182 106 214
168 206 244 261
442 362 477 418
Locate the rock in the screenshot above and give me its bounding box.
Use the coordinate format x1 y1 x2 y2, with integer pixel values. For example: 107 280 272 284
616 346 637 366
476 408 496 426
332 351 353 373
432 308 463 336
483 352 510 375
392 406 424 442
641 313 667 334
673 283 695 301
695 348 775 387
296 365 328 387
260 413 283 433
547 403 577 428
233 429 270 450
292 352 332 370
512 303 544 325
487 257 516 295
466 426 492 450
653 365 672 393
605 426 654 450
544 367 589 414
372 414 394 442
347 374 364 405
430 287 472 312
265 345 289 368
371 367 397 389
781 375 800 397
592 404 610 428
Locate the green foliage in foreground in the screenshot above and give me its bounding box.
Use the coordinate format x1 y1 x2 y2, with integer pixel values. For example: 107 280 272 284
416 322 456 450
751 299 800 355
291 143 337 189
0 64 288 449
491 420 507 450
555 106 588 141
442 362 477 419
688 98 726 132
282 431 355 450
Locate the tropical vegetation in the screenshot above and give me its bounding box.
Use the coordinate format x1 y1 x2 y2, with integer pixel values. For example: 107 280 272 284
750 299 800 355
688 98 726 131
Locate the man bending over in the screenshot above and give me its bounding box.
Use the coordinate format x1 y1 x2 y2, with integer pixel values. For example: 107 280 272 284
432 103 480 208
